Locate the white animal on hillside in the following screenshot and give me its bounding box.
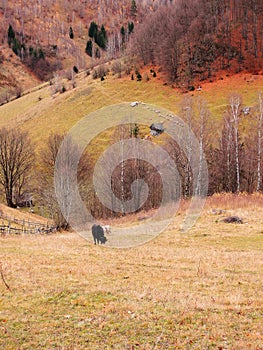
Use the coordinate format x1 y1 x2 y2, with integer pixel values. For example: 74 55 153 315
101 225 111 235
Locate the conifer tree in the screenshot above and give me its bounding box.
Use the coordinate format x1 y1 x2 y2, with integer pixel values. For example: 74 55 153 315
128 22 134 34
88 21 98 38
85 40 93 57
130 0 137 17
7 25 15 47
121 26 125 36
69 26 74 39
96 25 107 49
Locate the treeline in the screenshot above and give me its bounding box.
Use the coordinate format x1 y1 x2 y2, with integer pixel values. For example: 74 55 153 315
1 92 263 225
85 21 108 58
0 0 139 83
132 0 263 87
178 93 263 195
4 0 263 87
7 24 62 81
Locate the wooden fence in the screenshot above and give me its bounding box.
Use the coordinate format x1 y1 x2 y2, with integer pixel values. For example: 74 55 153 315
0 213 55 235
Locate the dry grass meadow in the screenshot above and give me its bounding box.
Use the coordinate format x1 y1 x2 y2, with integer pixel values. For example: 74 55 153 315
1 71 263 349
0 193 263 349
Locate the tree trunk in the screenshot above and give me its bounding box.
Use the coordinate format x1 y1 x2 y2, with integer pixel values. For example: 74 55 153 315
257 92 263 191
230 94 241 193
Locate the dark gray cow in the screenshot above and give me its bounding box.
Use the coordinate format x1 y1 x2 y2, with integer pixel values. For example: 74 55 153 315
92 224 108 245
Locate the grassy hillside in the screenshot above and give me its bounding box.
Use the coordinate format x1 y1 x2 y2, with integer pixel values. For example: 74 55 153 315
1 72 263 348
0 46 41 100
1 71 263 149
0 202 50 225
0 193 263 349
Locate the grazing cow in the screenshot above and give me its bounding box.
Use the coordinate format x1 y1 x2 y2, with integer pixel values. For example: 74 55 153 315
92 224 108 245
101 225 111 235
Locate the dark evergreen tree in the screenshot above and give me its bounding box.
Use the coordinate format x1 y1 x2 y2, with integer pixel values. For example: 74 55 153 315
95 25 107 49
128 22 134 34
130 0 137 17
95 47 100 58
69 26 74 39
33 48 38 58
131 123 139 138
121 26 125 36
88 21 98 38
11 38 21 56
136 70 142 81
29 46 34 56
121 26 125 45
100 25 107 40
7 25 15 47
7 24 27 59
38 48 45 60
85 40 93 57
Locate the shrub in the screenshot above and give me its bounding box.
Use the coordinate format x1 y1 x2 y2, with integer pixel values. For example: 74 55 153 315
92 69 98 79
92 64 108 79
85 40 93 57
136 70 142 81
112 60 122 77
143 73 150 82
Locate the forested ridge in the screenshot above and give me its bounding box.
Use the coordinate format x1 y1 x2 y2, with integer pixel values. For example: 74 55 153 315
1 0 263 90
133 0 263 86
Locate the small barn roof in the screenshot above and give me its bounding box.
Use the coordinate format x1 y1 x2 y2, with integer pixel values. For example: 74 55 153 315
150 123 164 136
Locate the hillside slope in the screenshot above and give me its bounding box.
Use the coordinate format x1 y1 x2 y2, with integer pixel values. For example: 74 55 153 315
1 0 263 101
0 45 41 101
1 71 263 146
1 70 263 214
0 202 50 225
0 0 149 99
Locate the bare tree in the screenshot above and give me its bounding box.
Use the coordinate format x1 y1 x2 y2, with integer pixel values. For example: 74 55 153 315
256 92 263 191
0 128 34 208
38 133 89 229
229 94 242 193
179 96 194 197
194 97 210 196
38 133 66 227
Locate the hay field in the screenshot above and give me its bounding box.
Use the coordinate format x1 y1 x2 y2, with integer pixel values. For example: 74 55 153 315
1 194 263 349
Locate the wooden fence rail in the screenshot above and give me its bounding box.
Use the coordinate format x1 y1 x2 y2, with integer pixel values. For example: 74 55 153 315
0 224 56 235
0 213 51 229
0 213 56 235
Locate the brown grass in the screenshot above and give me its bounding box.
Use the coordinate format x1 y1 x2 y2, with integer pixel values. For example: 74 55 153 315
1 70 263 152
0 194 263 349
0 203 50 225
